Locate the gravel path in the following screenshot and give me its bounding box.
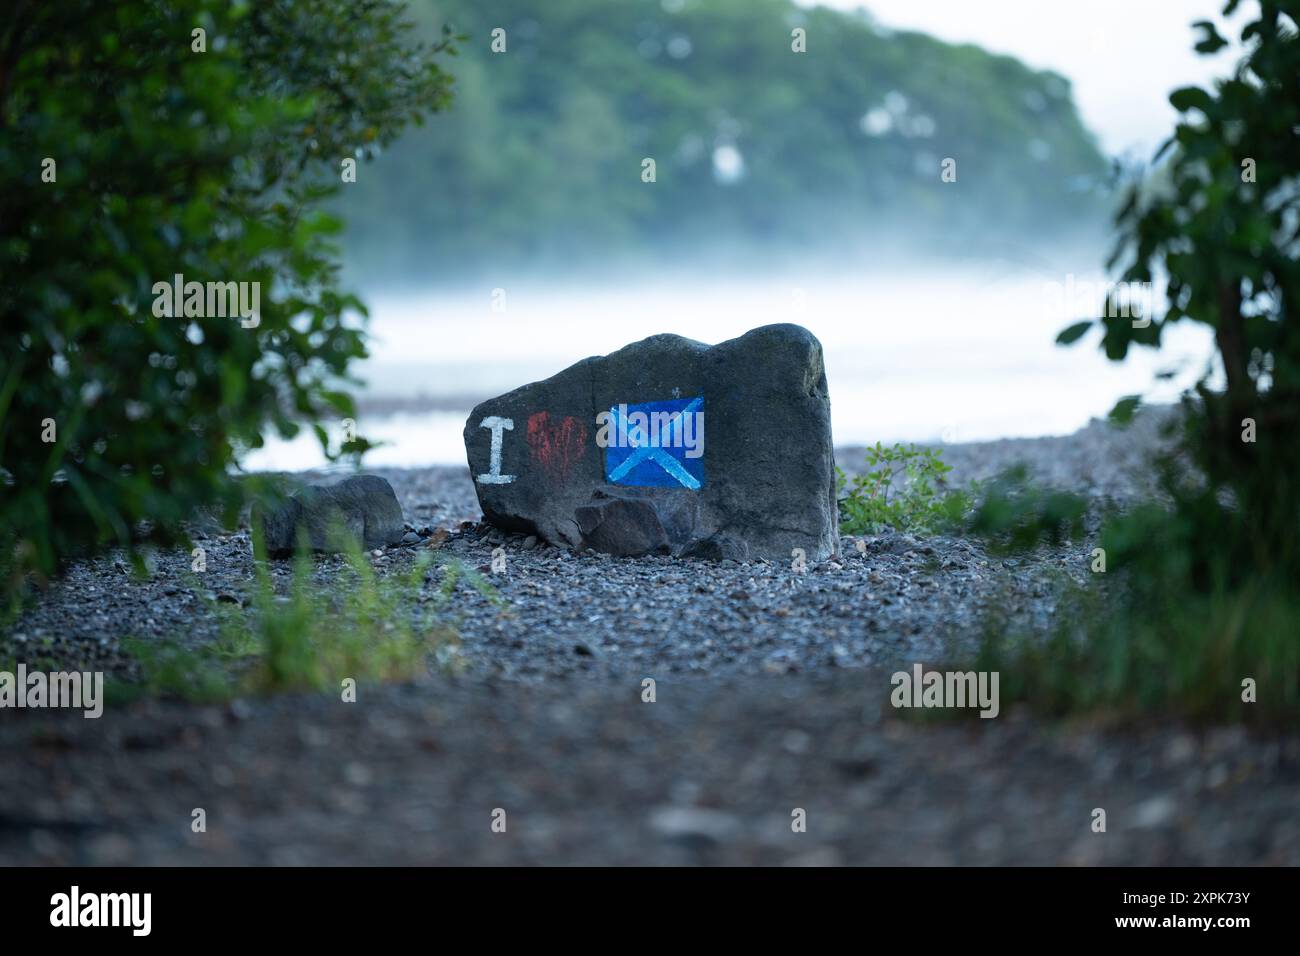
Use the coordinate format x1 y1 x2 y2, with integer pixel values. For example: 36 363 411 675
3 409 1296 866
4 675 1296 866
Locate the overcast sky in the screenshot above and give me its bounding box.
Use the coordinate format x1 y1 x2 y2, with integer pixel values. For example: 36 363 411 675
802 0 1249 157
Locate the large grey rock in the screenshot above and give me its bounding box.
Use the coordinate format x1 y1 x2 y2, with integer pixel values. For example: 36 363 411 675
251 474 405 557
463 324 838 561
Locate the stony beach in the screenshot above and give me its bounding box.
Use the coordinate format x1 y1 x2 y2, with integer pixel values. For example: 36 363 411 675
2 410 1297 865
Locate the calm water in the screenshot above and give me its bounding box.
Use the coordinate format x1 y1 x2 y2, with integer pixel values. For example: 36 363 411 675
243 265 1213 471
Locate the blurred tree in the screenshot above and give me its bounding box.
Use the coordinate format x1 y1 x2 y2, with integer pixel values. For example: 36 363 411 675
339 0 1109 281
1062 0 1299 586
0 0 455 592
974 0 1300 718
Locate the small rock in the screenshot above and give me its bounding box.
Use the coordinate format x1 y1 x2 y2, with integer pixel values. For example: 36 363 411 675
782 729 811 754
1133 795 1176 828
227 699 253 721
649 806 741 844
683 533 751 563
344 762 372 787
1165 734 1197 765
1206 764 1230 789
251 474 406 558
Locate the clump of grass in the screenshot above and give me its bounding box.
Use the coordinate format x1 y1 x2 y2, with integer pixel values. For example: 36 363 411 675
969 576 1300 723
121 529 501 702
837 442 973 535
119 636 238 703
964 475 1300 723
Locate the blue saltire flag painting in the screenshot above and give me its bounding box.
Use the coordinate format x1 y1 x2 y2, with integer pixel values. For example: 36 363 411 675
601 396 705 490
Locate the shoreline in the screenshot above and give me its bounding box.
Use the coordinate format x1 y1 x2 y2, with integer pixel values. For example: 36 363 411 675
5 410 1172 684
1 407 1295 866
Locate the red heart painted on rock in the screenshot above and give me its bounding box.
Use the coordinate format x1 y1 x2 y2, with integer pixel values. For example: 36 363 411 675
526 411 587 483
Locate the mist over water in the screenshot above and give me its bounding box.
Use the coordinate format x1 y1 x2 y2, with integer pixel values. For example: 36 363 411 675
229 0 1177 475
243 256 1215 472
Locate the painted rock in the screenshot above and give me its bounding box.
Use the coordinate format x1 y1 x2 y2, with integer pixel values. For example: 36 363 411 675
463 324 838 561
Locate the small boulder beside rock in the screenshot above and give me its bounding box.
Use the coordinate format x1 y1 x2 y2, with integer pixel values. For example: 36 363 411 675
251 474 405 557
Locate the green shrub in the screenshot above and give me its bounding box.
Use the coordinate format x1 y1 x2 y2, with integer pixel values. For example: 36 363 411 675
968 0 1300 721
1069 0 1300 580
975 571 1300 722
837 442 971 535
0 1 456 596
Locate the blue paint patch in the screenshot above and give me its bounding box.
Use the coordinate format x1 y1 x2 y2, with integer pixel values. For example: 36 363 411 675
604 396 705 489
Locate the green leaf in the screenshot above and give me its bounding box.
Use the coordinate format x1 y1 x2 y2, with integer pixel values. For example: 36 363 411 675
1191 21 1228 53
1056 320 1094 346
1108 395 1142 425
1168 85 1215 115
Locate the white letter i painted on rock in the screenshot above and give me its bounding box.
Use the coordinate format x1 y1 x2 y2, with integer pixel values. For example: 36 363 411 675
477 416 516 484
